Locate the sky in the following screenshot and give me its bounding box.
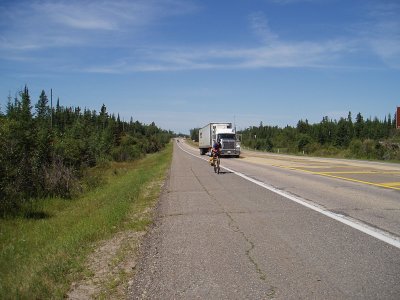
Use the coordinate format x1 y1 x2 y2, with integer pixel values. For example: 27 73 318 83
0 0 399 134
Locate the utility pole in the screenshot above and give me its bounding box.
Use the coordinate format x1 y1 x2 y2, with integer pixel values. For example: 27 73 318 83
50 89 53 129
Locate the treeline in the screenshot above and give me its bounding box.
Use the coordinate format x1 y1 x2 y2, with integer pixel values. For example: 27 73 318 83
189 128 199 142
240 112 400 160
0 86 173 215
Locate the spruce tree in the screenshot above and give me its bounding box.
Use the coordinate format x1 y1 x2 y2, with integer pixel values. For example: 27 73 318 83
35 90 50 120
33 90 52 195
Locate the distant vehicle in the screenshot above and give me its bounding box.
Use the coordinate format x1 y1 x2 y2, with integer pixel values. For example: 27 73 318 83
199 122 240 157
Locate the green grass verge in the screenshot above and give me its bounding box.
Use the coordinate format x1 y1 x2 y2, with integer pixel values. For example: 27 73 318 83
185 138 199 148
0 143 172 299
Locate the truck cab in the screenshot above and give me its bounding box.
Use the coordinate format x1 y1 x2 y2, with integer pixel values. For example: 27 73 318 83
214 132 238 157
199 122 240 157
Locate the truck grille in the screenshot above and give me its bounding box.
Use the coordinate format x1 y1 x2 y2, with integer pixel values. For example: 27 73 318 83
222 141 235 150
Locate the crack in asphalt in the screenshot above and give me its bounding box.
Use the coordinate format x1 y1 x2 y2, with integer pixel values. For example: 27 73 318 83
190 167 276 298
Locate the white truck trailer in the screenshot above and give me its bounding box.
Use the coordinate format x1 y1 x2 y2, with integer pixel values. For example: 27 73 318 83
199 122 240 157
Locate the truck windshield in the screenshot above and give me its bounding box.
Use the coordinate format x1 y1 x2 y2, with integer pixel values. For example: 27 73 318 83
218 134 235 140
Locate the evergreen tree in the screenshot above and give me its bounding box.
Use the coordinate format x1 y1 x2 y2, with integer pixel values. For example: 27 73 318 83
99 104 107 130
335 117 351 147
354 112 364 139
35 90 51 120
32 90 53 194
297 119 310 134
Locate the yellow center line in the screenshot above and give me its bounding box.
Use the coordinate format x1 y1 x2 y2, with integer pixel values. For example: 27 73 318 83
314 171 400 175
271 165 368 170
380 182 400 187
271 164 400 191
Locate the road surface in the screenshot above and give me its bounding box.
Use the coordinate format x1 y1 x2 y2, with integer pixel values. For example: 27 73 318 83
129 140 400 299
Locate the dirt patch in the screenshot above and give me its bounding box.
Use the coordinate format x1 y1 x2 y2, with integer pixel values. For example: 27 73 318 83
67 172 167 299
67 230 145 299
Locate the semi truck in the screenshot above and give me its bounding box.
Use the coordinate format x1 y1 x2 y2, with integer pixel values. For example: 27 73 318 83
199 122 240 157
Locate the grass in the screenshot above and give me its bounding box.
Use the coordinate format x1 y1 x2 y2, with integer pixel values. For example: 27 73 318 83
185 138 199 148
0 143 172 299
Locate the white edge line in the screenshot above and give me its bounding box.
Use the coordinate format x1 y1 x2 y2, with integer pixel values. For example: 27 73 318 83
176 140 400 250
224 166 400 249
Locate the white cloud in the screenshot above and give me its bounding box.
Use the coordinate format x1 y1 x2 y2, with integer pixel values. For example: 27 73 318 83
83 28 356 73
249 12 278 44
80 9 357 73
37 0 195 30
0 0 198 50
1 0 398 72
268 0 323 4
357 2 400 68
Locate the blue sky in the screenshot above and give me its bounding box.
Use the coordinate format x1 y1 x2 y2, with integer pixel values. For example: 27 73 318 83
0 0 399 133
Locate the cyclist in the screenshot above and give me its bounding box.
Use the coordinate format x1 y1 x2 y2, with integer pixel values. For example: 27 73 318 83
209 140 222 165
212 140 222 156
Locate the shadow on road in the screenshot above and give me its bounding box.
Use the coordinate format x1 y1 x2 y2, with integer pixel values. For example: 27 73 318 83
217 171 233 175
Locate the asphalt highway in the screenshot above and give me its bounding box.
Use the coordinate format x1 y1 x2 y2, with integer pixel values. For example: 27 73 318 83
129 140 400 299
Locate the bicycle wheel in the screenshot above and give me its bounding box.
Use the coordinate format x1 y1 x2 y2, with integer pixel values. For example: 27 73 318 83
214 158 217 173
217 158 220 174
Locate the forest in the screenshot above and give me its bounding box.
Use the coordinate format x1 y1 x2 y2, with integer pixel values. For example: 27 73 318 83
0 86 173 216
190 111 400 161
239 112 399 160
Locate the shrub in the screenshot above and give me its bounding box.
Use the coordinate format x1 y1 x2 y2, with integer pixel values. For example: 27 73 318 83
297 134 312 152
304 142 321 154
362 139 377 159
349 139 363 157
43 157 81 198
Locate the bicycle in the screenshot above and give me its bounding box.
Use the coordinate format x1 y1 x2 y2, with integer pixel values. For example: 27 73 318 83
212 153 220 174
